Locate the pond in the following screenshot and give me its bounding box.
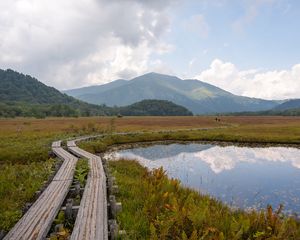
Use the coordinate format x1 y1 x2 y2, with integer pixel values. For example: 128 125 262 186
105 143 300 215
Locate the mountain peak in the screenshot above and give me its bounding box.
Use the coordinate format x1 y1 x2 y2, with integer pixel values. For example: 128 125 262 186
64 71 280 114
132 72 180 82
141 72 168 77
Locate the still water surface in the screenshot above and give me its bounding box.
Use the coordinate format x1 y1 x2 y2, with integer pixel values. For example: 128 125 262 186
105 143 300 215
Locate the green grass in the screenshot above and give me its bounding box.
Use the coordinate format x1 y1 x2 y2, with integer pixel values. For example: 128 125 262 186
0 119 102 231
74 158 89 188
0 159 54 231
110 160 300 240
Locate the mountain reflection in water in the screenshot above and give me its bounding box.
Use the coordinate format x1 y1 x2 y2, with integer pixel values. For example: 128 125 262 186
105 143 300 215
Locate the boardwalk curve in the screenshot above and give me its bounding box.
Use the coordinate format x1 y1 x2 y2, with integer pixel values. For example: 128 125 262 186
68 139 108 240
4 141 77 240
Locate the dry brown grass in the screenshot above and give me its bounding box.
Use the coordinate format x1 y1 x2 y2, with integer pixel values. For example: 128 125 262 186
2 115 299 135
0 116 219 134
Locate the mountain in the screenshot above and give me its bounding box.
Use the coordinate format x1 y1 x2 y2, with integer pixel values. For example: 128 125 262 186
0 69 192 117
272 99 300 110
0 69 73 104
0 69 113 117
117 99 193 116
64 72 280 114
63 79 128 97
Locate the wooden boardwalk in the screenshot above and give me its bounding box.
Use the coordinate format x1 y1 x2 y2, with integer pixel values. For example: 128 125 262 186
4 141 77 240
67 139 108 240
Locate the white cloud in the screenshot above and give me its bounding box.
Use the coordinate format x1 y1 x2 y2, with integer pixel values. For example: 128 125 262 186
0 0 176 89
195 59 300 100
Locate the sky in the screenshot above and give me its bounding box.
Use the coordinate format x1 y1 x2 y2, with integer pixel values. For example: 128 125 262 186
0 0 299 100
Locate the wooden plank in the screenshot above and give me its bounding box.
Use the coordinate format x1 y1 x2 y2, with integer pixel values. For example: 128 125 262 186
68 140 108 240
4 141 77 240
51 140 61 148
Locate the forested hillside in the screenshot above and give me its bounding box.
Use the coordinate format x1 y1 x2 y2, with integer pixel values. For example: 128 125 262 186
0 69 73 104
117 99 193 116
0 69 112 117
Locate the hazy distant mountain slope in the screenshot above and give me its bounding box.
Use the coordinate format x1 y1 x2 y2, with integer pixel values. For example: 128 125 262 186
65 72 280 114
63 79 127 97
273 99 300 110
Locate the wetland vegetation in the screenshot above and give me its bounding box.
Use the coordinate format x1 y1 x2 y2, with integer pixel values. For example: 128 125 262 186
0 116 300 237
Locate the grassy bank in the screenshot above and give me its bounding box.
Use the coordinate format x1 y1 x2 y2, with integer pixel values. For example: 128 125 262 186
110 160 300 240
78 125 300 154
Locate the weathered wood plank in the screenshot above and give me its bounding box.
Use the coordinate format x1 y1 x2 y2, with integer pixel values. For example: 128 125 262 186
4 141 77 240
68 140 108 240
51 140 61 148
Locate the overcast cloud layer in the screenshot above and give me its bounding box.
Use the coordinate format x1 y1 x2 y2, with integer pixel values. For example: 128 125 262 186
0 0 299 100
0 0 175 89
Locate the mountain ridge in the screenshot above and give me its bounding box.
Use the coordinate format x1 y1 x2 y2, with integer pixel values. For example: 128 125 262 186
273 99 300 110
64 79 128 97
64 72 281 114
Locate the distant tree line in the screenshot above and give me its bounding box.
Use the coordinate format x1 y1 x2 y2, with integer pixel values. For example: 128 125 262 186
0 101 105 118
0 99 193 118
224 108 300 116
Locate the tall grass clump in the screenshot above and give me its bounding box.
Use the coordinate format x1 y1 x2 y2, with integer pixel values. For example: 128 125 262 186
0 159 54 231
74 158 89 187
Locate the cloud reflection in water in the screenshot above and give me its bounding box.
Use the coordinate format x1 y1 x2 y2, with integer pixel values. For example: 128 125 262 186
106 144 300 214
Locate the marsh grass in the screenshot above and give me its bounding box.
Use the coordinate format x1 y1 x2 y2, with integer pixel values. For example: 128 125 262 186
110 160 300 240
74 158 89 187
78 125 300 155
0 159 54 231
0 116 299 232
